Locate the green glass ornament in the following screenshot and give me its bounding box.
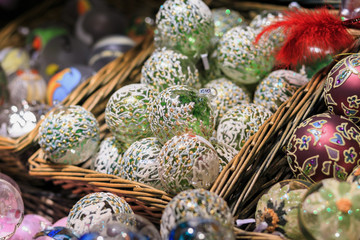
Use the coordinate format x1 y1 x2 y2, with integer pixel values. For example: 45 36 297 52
212 8 246 41
140 48 200 92
105 83 156 145
155 0 214 59
38 105 100 165
148 85 215 144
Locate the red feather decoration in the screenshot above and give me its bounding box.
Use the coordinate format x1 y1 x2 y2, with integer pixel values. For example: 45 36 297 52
255 8 355 67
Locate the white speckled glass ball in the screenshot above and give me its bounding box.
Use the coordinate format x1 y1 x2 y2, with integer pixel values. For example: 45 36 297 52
148 85 215 145
217 26 275 85
254 70 308 112
105 83 156 145
92 136 126 175
204 77 250 125
38 105 100 165
212 139 238 173
119 137 163 189
140 48 200 92
155 0 214 59
157 133 219 195
217 103 272 151
160 188 234 240
67 192 133 235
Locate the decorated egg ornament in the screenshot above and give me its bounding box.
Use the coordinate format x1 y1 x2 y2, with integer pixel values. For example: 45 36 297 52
286 113 360 182
324 53 360 124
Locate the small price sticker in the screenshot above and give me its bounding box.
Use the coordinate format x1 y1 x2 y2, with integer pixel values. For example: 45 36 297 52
199 88 217 99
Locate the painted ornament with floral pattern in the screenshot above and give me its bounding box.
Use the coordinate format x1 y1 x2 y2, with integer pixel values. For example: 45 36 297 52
324 53 360 124
160 188 234 240
286 113 360 182
299 178 360 240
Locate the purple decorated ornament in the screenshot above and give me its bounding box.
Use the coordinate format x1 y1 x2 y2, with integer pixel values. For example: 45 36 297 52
324 53 360 124
286 113 360 182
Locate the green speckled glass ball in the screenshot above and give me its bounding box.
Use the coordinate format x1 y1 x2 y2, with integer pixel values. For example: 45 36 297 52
347 165 360 186
255 180 310 239
67 192 133 235
157 133 219 194
217 103 272 151
160 188 233 240
212 8 246 40
211 139 238 173
105 83 156 145
299 179 360 240
120 137 163 189
92 136 126 175
204 77 250 125
217 26 275 85
254 70 309 113
148 85 215 144
38 105 100 165
155 0 214 59
140 48 200 92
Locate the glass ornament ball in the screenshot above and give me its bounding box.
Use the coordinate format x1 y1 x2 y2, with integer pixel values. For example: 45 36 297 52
91 136 127 176
105 83 156 145
157 133 220 194
324 53 360 124
90 213 161 240
299 179 360 240
140 48 201 92
67 192 133 235
7 69 47 105
88 35 135 71
160 188 234 240
254 70 309 113
148 85 215 145
0 173 20 193
155 0 214 59
255 180 310 239
0 178 24 239
211 139 238 173
120 137 163 189
204 77 250 125
46 65 95 106
217 26 275 85
212 8 246 41
38 105 100 165
169 217 235 240
11 214 52 240
0 47 30 77
216 103 272 151
286 113 360 182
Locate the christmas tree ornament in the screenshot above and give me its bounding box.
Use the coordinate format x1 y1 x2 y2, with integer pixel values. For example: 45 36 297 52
140 48 200 92
34 226 78 240
46 65 95 106
211 139 238 173
254 69 308 113
0 47 30 76
88 35 135 71
340 0 360 20
250 10 283 31
155 0 214 59
217 26 275 85
120 137 162 189
148 85 215 144
160 188 233 240
0 173 20 193
38 105 100 165
67 192 133 235
11 214 52 240
105 83 155 145
212 8 245 41
217 103 272 151
299 178 360 240
255 8 357 67
0 178 24 239
204 78 250 125
255 180 310 239
286 113 360 182
92 136 126 175
26 26 68 52
38 35 89 82
169 217 235 240
7 69 47 105
157 133 219 194
324 53 360 124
